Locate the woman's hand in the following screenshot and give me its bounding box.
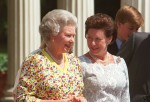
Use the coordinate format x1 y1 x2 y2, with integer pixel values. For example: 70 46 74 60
71 96 86 102
40 96 86 102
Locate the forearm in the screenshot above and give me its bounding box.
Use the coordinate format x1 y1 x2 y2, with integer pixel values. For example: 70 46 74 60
40 99 69 102
40 96 86 102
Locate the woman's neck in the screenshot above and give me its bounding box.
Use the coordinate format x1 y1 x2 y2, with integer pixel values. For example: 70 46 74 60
88 51 110 65
46 47 63 64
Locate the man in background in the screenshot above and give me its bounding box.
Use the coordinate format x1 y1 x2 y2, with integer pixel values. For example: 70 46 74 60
118 32 150 102
108 5 144 55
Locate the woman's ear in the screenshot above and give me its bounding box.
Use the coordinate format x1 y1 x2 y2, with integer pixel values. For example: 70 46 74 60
107 36 112 45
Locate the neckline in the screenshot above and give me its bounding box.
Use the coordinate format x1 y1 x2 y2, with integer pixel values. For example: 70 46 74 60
41 49 68 73
81 53 119 66
46 47 63 65
88 52 110 66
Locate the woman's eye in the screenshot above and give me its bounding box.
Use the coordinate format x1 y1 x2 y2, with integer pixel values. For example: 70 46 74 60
66 34 71 37
95 38 101 42
66 34 75 38
87 37 92 40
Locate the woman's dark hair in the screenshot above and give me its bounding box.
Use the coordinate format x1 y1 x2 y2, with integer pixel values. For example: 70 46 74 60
85 13 116 43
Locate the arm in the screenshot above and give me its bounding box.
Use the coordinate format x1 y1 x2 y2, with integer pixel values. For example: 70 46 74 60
121 58 130 102
15 55 41 102
41 97 86 102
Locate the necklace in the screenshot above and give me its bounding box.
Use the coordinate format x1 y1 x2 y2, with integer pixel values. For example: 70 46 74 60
89 52 109 65
46 47 63 64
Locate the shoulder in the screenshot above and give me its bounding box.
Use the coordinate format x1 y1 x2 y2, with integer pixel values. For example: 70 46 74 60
30 49 41 54
31 49 44 57
113 55 128 75
134 32 150 38
79 55 86 61
20 49 46 74
79 54 91 63
67 53 78 60
66 53 80 64
113 55 126 66
129 32 150 50
132 32 150 42
22 49 47 68
78 54 92 71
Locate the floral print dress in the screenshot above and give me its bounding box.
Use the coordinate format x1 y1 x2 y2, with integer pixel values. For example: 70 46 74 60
15 49 84 102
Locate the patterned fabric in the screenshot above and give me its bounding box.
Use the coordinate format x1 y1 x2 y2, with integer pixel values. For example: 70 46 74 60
79 55 130 102
16 49 84 102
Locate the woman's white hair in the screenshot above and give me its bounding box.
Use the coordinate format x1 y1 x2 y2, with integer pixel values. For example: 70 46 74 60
39 9 77 48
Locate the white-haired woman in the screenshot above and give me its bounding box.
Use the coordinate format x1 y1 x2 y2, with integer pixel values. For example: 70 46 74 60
14 9 85 102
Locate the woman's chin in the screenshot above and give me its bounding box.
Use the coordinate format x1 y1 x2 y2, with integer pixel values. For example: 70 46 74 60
90 50 98 54
64 48 72 53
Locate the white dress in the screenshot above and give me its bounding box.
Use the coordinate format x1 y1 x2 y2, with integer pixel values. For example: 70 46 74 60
79 55 130 102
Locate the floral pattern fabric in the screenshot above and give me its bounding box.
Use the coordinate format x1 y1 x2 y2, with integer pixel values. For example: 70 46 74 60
79 55 130 102
15 49 84 102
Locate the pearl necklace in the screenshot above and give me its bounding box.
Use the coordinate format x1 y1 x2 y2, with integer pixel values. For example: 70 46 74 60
89 52 109 65
46 47 63 64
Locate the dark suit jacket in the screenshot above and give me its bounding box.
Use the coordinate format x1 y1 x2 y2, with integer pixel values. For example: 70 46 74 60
108 41 119 55
117 32 150 102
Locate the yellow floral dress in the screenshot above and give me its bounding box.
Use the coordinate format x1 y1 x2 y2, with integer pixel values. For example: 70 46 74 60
16 49 84 102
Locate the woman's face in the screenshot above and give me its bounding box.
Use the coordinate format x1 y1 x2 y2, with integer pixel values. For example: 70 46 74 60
86 28 112 56
117 22 137 41
53 25 76 53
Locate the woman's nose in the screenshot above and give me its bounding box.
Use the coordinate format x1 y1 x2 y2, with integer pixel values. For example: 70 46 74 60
70 36 75 43
91 40 96 45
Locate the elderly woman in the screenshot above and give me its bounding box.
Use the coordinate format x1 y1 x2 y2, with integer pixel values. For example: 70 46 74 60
14 9 85 102
79 13 130 102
